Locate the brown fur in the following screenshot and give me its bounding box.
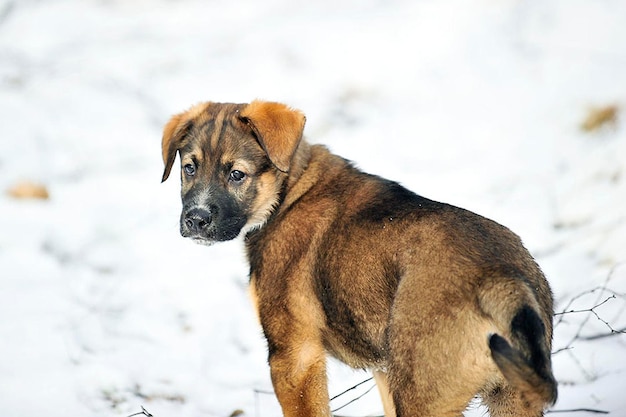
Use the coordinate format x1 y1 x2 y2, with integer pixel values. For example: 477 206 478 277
161 100 557 417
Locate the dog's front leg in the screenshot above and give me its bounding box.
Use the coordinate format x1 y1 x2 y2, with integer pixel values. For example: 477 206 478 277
269 339 331 417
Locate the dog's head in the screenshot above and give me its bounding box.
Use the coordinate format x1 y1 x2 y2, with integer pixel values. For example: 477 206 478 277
161 100 306 245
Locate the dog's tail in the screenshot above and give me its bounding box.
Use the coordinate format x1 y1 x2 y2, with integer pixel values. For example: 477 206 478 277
489 305 558 407
480 279 558 409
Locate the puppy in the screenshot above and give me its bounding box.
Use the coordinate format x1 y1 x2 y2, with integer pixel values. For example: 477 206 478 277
161 100 557 417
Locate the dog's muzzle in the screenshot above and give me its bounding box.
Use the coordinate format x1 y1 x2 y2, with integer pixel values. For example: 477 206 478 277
180 206 216 245
183 207 212 234
180 204 246 244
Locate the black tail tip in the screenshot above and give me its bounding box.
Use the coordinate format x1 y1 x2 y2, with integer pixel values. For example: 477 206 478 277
489 333 512 356
488 333 558 407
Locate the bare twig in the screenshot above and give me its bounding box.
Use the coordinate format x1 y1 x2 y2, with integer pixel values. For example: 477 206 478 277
554 294 616 317
554 286 622 327
331 380 377 413
580 325 626 341
127 406 154 417
330 377 373 401
547 408 609 414
554 291 626 354
253 388 275 417
553 264 626 355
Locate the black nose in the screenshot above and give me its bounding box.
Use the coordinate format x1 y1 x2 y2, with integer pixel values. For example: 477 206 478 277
184 208 212 233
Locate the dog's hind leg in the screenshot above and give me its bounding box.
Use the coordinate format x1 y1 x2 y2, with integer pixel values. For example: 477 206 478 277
386 327 479 417
386 275 496 417
373 369 396 417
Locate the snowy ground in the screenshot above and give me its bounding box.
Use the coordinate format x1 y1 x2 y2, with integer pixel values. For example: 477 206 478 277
1 0 625 416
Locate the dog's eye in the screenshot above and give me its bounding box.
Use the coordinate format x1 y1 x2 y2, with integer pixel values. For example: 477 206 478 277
183 164 196 177
230 170 246 182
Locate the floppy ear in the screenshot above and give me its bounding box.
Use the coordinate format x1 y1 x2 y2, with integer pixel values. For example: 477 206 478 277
239 100 306 172
161 112 191 182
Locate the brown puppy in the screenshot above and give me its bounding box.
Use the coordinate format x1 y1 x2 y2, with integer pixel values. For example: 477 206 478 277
161 100 557 417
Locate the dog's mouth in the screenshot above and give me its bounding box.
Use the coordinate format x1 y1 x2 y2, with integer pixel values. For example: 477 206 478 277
188 236 216 246
180 207 246 244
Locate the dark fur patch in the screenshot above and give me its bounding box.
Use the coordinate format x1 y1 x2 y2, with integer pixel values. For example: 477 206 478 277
511 305 550 380
355 178 443 223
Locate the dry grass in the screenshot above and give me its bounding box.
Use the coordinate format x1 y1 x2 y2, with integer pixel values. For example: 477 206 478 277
580 104 619 132
6 180 49 200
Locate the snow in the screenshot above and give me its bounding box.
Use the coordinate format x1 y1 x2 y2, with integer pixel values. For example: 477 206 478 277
1 0 625 416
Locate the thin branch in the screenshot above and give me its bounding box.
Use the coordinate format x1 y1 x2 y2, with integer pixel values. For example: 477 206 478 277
555 263 624 327
127 406 154 417
330 377 373 401
253 388 275 395
580 325 626 340
554 295 616 316
547 408 609 414
553 288 626 354
554 286 622 326
254 388 275 417
331 381 377 413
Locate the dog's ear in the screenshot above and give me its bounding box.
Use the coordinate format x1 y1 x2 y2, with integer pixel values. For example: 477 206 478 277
161 112 192 182
239 100 306 172
161 113 184 182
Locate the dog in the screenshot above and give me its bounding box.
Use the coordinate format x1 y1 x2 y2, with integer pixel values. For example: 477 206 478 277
161 100 557 417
